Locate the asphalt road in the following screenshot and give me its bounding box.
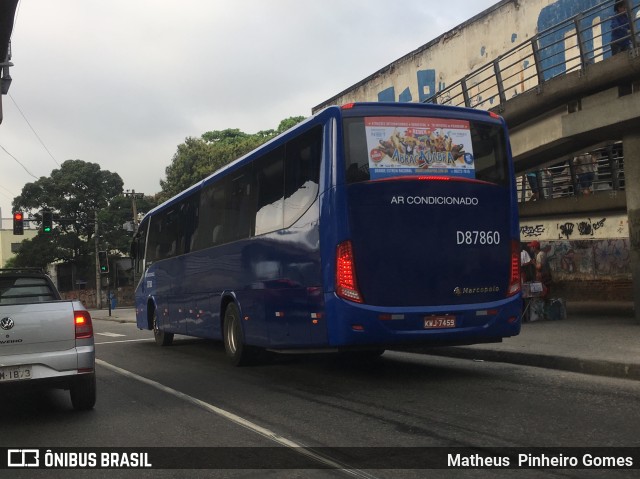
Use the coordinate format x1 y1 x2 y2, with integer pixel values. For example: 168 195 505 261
1 318 639 478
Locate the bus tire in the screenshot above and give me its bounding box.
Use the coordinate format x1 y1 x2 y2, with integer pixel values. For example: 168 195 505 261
223 303 255 366
153 308 174 346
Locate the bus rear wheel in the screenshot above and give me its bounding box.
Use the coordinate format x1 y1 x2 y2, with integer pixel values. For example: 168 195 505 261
153 308 174 346
223 303 255 366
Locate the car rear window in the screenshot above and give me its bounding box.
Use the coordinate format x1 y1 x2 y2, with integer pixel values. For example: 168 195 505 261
0 277 57 305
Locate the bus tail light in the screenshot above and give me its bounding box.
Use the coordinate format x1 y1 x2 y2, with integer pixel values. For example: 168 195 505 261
75 310 94 339
507 239 521 297
336 240 363 303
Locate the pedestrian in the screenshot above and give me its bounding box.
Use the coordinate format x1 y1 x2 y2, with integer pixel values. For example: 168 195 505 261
109 291 118 310
542 168 553 199
529 240 552 298
520 242 535 283
526 172 540 201
610 0 631 55
573 153 595 196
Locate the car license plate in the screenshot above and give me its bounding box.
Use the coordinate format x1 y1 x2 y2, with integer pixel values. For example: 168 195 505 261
0 366 32 382
424 316 456 329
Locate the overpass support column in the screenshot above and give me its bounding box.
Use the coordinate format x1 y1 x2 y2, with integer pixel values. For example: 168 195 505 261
625 132 640 323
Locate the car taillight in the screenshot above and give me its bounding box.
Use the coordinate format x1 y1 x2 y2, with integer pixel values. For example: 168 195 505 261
507 239 521 297
336 240 363 303
75 310 93 339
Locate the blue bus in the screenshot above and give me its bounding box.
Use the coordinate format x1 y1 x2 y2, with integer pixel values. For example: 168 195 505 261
132 102 522 365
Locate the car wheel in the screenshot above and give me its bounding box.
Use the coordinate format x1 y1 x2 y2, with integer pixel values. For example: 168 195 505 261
223 303 255 366
70 373 96 411
153 308 174 346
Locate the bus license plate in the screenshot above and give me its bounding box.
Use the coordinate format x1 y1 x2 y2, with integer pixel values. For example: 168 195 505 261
0 366 32 382
424 316 456 329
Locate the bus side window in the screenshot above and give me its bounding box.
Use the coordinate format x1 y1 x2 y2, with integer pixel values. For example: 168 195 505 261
147 215 162 263
226 166 255 241
162 209 180 258
212 225 224 244
255 146 285 236
192 181 225 250
284 126 322 227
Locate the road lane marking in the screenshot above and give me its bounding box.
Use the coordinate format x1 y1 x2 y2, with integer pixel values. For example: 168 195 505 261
96 332 126 337
96 358 379 478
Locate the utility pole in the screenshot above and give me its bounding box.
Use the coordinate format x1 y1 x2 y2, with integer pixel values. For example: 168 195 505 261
94 210 102 309
125 190 144 229
131 190 139 229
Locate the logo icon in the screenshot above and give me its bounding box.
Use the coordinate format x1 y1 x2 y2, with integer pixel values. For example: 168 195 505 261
8 449 40 467
0 317 15 330
454 287 462 296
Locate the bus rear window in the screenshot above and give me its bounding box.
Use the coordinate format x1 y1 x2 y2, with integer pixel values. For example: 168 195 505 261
344 116 509 186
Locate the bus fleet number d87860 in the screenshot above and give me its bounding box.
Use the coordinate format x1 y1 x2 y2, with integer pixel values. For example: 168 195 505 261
456 230 501 245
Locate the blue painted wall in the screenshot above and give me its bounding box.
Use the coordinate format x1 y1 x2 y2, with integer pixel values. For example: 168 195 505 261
372 0 638 101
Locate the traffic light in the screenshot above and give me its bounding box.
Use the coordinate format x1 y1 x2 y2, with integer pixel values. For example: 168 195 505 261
13 211 24 235
42 210 53 233
98 251 109 274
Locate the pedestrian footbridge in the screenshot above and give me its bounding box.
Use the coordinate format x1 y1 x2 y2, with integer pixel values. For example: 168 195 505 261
426 0 640 319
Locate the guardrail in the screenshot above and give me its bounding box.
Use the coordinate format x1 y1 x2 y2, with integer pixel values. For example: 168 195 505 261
517 142 625 203
425 0 639 110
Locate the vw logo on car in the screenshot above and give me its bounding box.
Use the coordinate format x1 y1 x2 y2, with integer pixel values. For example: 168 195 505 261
0 317 15 330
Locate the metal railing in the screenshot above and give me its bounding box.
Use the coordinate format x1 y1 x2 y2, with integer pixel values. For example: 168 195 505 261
516 142 625 202
425 0 639 110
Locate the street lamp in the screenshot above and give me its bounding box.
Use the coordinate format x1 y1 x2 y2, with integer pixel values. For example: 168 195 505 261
1 66 12 95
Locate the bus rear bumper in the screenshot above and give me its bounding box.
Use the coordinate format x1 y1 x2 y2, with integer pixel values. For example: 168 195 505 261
324 294 522 348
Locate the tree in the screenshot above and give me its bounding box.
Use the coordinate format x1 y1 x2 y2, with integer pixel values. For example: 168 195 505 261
99 194 157 255
11 160 124 267
158 116 306 201
4 235 60 270
276 116 305 133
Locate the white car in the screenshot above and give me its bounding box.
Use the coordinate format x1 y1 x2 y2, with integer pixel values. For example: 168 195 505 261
0 269 96 410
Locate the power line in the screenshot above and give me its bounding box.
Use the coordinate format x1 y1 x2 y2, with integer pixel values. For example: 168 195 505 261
0 143 39 179
0 189 15 202
9 93 60 167
0 184 16 196
0 184 16 204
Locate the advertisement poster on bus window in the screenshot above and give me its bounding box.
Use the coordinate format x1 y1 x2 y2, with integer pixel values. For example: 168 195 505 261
365 117 475 180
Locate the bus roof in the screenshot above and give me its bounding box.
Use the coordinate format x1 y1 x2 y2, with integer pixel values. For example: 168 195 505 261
140 102 503 224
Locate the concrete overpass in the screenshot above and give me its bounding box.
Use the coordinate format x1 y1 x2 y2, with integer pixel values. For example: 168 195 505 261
424 1 640 321
503 49 639 323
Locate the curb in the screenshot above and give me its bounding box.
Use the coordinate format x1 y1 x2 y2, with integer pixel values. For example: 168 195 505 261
421 347 640 381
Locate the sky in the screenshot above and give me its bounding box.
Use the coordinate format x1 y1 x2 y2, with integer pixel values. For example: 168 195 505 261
1 0 498 223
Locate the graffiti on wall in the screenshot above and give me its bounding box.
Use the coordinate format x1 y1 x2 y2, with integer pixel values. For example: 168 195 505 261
545 238 631 280
520 214 628 241
520 212 631 280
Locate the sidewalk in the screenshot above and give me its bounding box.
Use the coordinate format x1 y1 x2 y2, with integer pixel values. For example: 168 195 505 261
414 301 640 381
89 302 639 381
